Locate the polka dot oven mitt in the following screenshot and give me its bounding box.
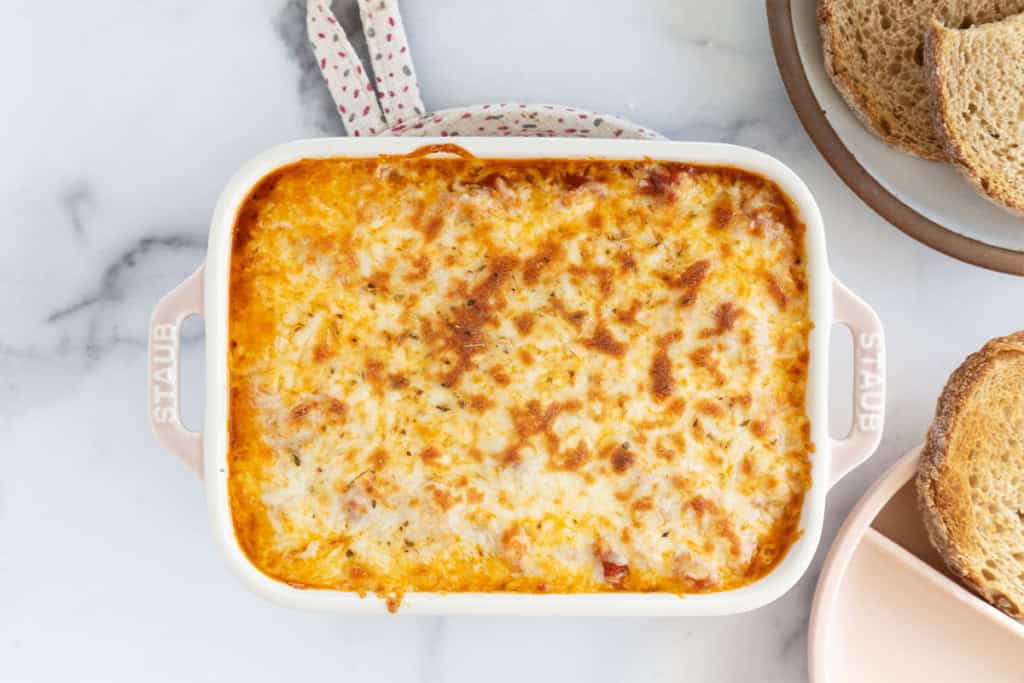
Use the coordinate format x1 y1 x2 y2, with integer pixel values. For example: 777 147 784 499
306 0 660 139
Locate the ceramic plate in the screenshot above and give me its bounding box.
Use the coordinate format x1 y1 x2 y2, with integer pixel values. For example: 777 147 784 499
767 0 1024 275
810 445 1024 682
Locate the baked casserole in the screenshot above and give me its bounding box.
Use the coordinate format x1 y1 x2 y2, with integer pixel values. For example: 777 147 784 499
228 149 813 611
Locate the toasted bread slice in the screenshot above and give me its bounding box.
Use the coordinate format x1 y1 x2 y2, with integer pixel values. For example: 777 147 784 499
925 13 1024 216
818 0 1024 160
917 332 1024 621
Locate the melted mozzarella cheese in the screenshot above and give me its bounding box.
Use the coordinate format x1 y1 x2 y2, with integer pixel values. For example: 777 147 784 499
228 153 813 611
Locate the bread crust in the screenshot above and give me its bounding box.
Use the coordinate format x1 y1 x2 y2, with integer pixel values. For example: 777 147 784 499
817 0 947 161
917 331 1024 621
924 18 1024 216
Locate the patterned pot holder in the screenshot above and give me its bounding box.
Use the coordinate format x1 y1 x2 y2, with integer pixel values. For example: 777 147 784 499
306 0 661 139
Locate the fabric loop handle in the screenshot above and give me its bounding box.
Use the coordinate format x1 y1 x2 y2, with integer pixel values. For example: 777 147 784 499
306 0 424 136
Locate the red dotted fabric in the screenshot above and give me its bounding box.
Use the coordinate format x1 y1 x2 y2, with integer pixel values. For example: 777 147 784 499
306 0 659 140
388 104 660 139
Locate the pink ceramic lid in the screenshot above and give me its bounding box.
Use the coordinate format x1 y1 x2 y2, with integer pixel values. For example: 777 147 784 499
810 445 1024 682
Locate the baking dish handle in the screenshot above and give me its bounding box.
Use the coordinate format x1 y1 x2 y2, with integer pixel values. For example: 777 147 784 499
829 277 885 489
148 266 204 476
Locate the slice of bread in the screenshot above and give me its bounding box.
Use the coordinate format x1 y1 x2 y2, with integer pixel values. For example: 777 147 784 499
926 13 1024 216
917 332 1024 621
818 0 1024 160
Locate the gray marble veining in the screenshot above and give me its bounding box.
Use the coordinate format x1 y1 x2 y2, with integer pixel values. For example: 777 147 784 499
2 1 1022 682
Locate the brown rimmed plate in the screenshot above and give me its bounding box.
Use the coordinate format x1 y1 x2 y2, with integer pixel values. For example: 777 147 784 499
767 0 1024 276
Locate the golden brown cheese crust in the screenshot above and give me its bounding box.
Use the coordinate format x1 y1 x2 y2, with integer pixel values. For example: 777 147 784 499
228 154 814 610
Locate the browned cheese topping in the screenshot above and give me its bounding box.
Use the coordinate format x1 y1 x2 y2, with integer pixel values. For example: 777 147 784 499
228 153 813 611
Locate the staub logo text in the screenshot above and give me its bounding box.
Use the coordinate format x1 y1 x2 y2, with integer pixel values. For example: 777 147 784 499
151 324 179 424
856 331 884 431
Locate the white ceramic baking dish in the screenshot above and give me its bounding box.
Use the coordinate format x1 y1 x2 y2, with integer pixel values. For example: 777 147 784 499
148 137 886 615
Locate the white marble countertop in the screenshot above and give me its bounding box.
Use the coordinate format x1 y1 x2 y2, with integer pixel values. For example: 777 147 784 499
2 1 1022 681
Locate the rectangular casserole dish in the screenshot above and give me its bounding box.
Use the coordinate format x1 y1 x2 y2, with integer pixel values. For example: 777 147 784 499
148 137 886 615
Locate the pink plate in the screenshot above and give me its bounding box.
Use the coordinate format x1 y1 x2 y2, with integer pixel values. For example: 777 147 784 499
810 445 1024 682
